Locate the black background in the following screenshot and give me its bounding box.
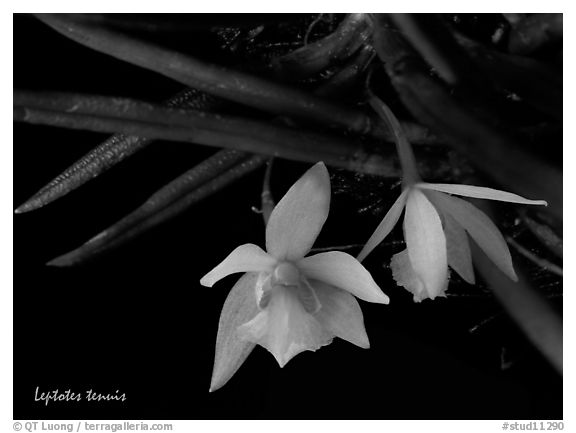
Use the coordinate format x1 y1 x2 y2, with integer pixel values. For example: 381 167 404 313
14 14 562 420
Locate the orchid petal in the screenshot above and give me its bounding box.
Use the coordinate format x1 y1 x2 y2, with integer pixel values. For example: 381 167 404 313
200 244 276 287
403 188 448 300
237 287 332 367
390 249 447 302
209 272 260 392
266 162 330 261
442 211 475 284
418 183 548 206
311 280 370 349
298 251 389 304
357 189 409 262
431 192 518 281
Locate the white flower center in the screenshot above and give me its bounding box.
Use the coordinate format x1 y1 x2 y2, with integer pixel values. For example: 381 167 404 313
257 262 320 314
271 262 301 287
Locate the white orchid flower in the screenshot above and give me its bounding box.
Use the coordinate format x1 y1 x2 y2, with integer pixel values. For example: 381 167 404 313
357 97 547 302
201 162 389 391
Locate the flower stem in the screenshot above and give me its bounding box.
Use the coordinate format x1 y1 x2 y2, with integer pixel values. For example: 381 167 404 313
261 158 275 226
368 95 421 185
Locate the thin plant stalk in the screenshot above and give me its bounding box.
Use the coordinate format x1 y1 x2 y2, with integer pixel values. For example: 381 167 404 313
368 96 420 185
261 158 275 226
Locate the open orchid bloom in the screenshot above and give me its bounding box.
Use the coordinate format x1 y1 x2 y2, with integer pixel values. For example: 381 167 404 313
200 162 389 391
357 97 548 302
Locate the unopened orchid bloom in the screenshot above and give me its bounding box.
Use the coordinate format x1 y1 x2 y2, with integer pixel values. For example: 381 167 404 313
201 162 389 391
357 97 548 302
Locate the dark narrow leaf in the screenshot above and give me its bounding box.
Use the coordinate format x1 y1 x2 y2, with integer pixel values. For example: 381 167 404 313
470 200 562 375
35 13 371 135
390 14 480 87
506 237 562 277
473 240 562 375
15 133 151 213
15 88 226 213
35 13 440 146
47 152 266 267
14 90 400 177
521 212 563 259
64 13 310 33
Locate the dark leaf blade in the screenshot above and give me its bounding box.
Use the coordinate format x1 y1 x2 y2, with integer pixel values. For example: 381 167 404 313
15 133 151 213
13 90 401 178
35 13 370 135
15 87 227 213
473 237 562 375
521 211 563 259
468 200 562 375
47 153 265 267
67 13 310 33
